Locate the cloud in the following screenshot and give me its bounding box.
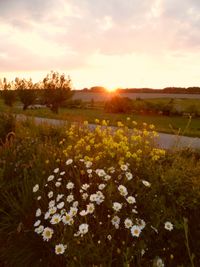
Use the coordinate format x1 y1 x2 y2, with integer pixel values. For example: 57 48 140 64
0 0 200 87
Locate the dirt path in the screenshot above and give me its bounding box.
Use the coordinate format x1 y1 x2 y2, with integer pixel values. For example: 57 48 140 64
16 114 200 150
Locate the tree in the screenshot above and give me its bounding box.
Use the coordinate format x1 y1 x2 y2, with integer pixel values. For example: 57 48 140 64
15 78 36 110
42 71 73 113
1 79 16 107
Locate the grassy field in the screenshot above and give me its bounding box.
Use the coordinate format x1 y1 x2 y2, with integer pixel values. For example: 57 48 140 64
0 98 200 137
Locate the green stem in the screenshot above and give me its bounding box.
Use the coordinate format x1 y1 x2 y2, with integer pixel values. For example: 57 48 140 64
183 217 195 267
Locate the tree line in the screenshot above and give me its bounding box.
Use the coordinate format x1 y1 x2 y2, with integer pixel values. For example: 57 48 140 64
0 71 73 113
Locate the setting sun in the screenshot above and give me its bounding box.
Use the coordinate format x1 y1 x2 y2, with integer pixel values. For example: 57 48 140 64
106 87 117 93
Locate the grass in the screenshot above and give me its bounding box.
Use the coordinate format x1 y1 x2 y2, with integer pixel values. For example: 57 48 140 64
0 99 200 137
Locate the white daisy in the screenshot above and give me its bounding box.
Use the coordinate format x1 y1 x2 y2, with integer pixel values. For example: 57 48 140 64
90 194 97 202
164 221 173 231
107 235 112 240
54 168 59 174
113 202 122 212
72 201 79 208
82 184 90 190
60 171 65 176
104 175 111 181
62 213 73 225
48 191 53 199
55 244 66 255
80 210 88 216
55 182 61 187
79 223 89 235
44 211 50 220
86 203 95 214
50 214 61 224
118 185 128 196
111 216 120 227
57 202 65 209
34 225 44 234
49 200 55 208
120 164 128 171
136 219 146 230
34 220 41 227
49 206 57 215
125 172 133 180
142 180 151 187
126 196 136 204
85 161 92 168
82 193 89 200
155 257 165 267
33 184 39 193
42 227 54 241
56 194 64 202
124 218 133 229
66 182 74 190
131 225 141 237
47 175 54 182
69 207 78 217
66 159 73 165
96 169 106 177
67 194 74 203
98 183 106 190
35 208 42 217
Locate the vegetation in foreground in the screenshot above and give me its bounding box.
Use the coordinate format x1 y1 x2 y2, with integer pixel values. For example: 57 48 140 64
0 113 200 267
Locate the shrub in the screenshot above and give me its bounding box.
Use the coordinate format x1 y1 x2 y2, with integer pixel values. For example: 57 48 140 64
64 99 85 109
105 96 133 113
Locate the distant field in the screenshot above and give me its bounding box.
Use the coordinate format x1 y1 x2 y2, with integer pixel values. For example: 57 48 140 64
0 99 200 137
72 91 200 101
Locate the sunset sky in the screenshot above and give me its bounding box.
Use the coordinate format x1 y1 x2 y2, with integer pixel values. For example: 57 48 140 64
0 0 200 89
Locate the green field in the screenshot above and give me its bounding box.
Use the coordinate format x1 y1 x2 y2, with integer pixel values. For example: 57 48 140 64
0 98 200 137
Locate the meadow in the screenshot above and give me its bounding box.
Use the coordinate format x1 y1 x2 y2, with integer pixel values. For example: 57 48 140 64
0 113 200 267
0 97 200 137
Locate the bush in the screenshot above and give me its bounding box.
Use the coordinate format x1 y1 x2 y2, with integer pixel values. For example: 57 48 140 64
105 96 133 113
64 99 85 109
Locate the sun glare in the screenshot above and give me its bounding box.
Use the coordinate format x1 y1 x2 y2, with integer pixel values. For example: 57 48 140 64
106 87 117 93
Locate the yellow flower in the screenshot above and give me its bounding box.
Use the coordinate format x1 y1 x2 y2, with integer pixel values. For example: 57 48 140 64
117 121 124 127
126 152 131 158
86 145 91 151
102 120 107 126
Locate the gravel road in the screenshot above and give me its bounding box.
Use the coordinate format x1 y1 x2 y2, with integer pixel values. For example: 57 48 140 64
16 114 200 150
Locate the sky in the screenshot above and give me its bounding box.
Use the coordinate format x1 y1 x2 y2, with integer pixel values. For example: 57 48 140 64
0 0 200 89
